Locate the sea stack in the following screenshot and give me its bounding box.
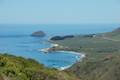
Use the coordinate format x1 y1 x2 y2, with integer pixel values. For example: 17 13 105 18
31 31 46 37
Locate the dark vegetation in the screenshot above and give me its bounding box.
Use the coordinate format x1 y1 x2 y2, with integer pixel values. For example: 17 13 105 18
50 35 74 41
50 34 97 41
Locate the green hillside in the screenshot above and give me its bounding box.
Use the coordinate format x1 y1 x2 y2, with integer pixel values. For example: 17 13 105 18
67 52 120 80
0 54 79 80
52 27 120 80
103 27 120 41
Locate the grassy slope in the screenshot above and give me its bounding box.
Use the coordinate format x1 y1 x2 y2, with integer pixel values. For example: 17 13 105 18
52 28 120 80
0 54 79 80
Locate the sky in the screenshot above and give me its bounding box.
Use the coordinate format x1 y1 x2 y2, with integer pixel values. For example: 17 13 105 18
0 0 120 24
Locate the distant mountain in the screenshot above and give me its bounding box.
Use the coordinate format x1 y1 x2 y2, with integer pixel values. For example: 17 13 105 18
112 27 120 33
102 27 120 41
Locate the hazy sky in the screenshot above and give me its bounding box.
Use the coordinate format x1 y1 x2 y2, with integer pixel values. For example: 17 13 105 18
0 0 120 24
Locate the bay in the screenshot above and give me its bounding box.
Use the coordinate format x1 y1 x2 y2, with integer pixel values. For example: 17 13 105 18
0 24 119 69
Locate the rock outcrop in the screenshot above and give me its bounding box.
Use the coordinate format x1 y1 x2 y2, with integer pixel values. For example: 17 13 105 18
31 31 46 37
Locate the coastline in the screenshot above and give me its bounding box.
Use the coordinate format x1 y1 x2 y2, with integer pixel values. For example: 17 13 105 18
39 43 86 70
55 51 86 70
57 64 73 71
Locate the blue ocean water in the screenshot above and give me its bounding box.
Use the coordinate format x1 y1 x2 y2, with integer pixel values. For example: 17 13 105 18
0 24 119 69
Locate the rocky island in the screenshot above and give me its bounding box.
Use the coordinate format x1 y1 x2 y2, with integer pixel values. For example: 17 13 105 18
31 31 46 37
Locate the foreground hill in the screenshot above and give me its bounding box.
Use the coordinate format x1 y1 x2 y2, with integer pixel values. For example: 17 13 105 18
51 27 120 80
67 53 120 80
0 54 79 80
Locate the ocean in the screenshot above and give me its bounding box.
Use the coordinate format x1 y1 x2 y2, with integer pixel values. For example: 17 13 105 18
0 24 119 69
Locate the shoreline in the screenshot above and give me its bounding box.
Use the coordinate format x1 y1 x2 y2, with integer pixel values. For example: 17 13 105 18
39 43 86 70
56 64 73 71
55 51 86 70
